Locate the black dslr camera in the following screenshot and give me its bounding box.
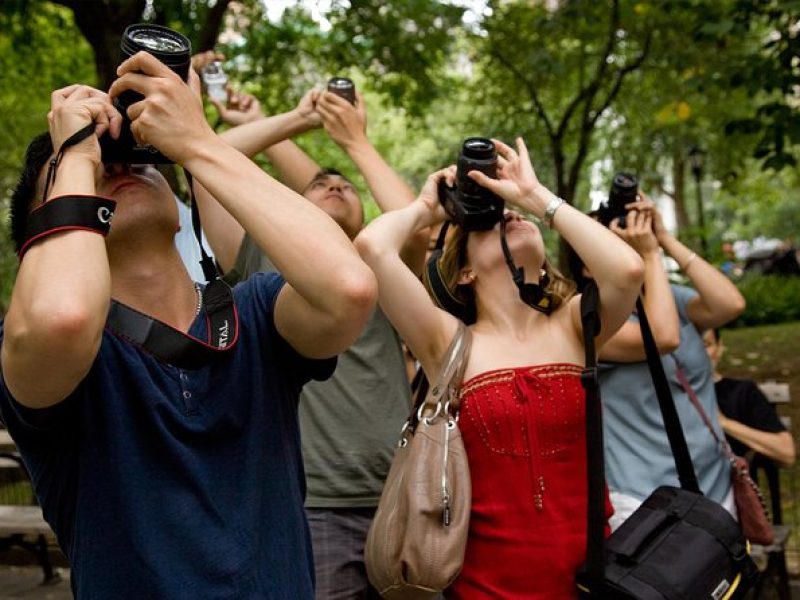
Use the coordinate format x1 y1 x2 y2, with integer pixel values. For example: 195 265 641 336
100 24 192 164
327 77 356 105
597 171 638 228
438 137 504 231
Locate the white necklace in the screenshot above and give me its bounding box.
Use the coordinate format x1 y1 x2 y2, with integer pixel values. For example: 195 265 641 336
194 283 203 316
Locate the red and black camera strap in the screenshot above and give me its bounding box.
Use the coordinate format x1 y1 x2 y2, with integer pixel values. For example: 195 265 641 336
19 194 116 259
19 125 239 369
106 278 239 370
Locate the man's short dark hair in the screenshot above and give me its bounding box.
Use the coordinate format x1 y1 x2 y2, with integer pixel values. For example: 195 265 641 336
10 132 53 253
303 168 352 193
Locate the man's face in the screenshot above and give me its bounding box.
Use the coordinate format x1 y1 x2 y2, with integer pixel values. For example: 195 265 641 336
302 173 364 239
703 329 723 369
33 161 177 245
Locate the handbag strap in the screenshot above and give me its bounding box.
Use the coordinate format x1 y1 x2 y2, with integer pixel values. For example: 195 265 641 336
636 297 701 492
675 365 737 463
407 322 472 431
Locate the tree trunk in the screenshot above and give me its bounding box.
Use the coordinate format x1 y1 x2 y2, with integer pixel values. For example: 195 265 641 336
671 154 690 233
65 0 147 88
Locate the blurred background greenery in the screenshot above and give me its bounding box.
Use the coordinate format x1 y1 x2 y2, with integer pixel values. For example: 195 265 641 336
0 0 798 318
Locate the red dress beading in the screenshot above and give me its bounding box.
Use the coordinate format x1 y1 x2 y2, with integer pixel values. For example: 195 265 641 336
447 364 612 599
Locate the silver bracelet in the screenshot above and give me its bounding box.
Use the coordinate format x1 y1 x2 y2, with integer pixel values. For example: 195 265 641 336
682 251 698 272
543 197 565 228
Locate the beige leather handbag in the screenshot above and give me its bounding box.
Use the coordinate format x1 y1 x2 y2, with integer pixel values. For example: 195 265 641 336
365 323 472 599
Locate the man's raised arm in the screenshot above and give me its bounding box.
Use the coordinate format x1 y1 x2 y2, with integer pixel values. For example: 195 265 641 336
111 52 376 358
2 86 121 408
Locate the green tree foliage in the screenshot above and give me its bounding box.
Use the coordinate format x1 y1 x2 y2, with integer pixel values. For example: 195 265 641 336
0 3 96 311
1 0 798 312
472 0 652 205
695 0 800 171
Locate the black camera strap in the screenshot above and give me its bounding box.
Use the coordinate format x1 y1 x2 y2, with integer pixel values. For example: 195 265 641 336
19 195 117 259
499 219 553 314
583 294 701 593
42 123 95 202
183 171 222 283
106 278 239 370
105 169 239 369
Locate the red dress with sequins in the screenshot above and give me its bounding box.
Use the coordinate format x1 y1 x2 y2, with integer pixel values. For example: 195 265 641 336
447 364 612 600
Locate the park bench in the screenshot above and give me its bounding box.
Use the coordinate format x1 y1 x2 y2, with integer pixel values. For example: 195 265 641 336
0 446 60 584
750 381 793 600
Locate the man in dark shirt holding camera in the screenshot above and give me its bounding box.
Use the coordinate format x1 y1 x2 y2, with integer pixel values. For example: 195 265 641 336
0 49 376 598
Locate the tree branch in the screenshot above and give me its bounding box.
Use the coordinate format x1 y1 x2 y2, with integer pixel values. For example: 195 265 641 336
588 29 652 131
490 49 556 141
566 27 652 202
554 0 620 140
197 0 233 52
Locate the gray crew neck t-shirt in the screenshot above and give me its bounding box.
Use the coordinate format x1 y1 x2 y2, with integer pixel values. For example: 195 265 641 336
231 234 411 507
599 284 731 504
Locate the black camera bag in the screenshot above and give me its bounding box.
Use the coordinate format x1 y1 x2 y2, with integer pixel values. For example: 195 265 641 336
574 286 758 599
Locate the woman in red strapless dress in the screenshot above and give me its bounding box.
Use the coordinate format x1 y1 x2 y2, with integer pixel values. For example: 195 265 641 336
449 365 613 599
357 138 644 598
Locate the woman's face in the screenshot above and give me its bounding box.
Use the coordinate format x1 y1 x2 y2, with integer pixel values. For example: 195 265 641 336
464 210 545 277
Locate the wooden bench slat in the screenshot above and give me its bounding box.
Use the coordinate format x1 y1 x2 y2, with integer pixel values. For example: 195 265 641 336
757 381 791 404
0 506 54 538
0 430 14 451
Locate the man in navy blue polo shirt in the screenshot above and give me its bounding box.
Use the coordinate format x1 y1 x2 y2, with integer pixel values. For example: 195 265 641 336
0 51 376 598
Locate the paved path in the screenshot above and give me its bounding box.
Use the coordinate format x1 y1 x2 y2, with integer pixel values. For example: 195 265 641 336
0 564 796 599
0 566 71 599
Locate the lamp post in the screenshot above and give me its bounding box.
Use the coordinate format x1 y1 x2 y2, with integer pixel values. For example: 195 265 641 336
688 145 708 256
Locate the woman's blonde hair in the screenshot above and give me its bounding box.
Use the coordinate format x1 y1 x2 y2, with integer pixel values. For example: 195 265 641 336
424 224 576 324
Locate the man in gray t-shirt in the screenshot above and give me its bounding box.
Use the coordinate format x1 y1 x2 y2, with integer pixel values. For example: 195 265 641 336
195 85 425 598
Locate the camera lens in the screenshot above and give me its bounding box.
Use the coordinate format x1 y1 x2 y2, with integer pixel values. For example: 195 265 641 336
457 137 497 187
462 138 496 160
130 31 185 53
102 24 192 164
120 24 192 81
327 77 356 104
610 172 638 206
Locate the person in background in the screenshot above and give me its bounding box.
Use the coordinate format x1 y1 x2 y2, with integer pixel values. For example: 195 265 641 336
192 76 424 599
583 199 746 529
704 328 796 466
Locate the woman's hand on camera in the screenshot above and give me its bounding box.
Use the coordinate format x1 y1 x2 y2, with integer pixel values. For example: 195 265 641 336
610 202 659 257
466 137 548 218
626 194 668 244
415 166 454 227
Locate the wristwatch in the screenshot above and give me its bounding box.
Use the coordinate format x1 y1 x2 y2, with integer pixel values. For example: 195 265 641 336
543 197 565 228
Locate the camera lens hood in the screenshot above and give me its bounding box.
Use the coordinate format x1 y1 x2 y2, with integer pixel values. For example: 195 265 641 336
461 137 496 160
121 24 192 81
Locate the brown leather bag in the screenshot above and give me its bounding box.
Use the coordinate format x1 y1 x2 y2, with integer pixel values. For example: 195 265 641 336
365 323 472 599
675 366 774 545
729 454 774 545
